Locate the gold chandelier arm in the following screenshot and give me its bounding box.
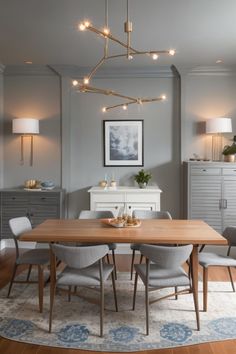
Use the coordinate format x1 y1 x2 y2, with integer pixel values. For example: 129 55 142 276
88 25 139 54
87 57 106 81
105 101 136 111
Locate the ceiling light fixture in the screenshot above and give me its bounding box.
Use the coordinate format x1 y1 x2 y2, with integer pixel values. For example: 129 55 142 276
73 0 175 112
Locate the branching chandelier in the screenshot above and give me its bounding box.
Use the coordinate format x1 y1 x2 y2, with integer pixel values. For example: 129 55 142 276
72 0 176 112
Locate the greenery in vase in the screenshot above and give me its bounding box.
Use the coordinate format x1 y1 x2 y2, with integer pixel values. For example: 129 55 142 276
222 144 236 155
134 169 152 185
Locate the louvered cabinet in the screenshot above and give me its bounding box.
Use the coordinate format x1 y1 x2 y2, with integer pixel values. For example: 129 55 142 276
0 189 65 239
184 162 236 233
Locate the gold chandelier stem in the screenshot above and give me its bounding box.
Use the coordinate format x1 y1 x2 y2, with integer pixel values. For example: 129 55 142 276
87 57 106 81
104 0 109 57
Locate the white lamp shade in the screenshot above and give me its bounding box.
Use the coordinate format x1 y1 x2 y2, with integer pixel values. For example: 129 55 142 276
12 118 39 134
206 117 232 134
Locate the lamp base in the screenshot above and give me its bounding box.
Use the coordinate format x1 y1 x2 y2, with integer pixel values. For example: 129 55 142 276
212 134 223 161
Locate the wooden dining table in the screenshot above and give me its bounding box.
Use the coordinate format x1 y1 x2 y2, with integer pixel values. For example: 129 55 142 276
20 218 227 331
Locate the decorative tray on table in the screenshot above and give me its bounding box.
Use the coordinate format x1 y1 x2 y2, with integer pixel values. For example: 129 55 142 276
102 217 141 228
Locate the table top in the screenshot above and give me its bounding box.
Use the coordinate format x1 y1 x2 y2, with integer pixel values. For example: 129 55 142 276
20 219 227 245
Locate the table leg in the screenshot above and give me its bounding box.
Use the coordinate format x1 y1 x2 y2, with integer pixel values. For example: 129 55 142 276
49 243 56 333
190 245 200 330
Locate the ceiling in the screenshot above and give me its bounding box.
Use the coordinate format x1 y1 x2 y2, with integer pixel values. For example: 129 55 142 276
1 0 236 70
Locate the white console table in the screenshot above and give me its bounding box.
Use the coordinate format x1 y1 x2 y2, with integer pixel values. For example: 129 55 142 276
88 186 162 253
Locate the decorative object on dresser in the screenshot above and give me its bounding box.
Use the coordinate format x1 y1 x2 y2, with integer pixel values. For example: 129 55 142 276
12 118 40 166
222 136 236 162
0 188 65 240
205 117 232 161
134 169 152 188
183 161 236 234
103 120 143 167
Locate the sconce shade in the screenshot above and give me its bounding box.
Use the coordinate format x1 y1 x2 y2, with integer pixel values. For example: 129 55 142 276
12 118 39 134
206 117 232 134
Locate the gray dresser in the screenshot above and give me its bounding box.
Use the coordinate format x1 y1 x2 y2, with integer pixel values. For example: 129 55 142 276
184 161 236 233
0 188 65 239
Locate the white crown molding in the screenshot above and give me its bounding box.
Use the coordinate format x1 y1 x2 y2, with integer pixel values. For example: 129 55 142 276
0 64 5 74
50 65 175 78
4 65 59 76
178 65 236 76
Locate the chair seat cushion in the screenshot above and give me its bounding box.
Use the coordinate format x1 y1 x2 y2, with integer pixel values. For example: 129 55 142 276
134 264 190 288
199 252 236 268
57 264 114 287
17 249 50 265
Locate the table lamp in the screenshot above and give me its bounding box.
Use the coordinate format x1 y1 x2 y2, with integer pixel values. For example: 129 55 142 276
206 117 232 161
12 118 39 166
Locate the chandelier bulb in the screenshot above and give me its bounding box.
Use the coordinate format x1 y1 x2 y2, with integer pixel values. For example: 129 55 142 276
169 49 175 56
152 53 158 60
161 95 167 100
83 77 90 85
79 23 86 31
128 55 133 60
123 104 128 110
84 21 91 28
102 107 107 113
103 27 110 35
72 80 79 86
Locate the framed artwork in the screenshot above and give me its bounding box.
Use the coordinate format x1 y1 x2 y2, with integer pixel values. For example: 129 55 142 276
103 120 144 166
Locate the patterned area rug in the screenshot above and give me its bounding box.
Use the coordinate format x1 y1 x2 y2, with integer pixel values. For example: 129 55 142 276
0 272 236 351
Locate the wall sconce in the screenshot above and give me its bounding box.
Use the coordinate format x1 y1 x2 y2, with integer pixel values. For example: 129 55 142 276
12 118 39 166
206 117 232 161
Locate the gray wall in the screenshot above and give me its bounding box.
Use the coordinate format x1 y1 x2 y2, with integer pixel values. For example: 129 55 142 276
3 70 61 187
181 69 236 161
63 75 181 218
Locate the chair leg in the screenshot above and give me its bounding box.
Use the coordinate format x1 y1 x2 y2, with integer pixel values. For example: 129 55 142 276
7 264 18 298
175 286 178 300
100 281 104 337
140 254 143 264
106 254 110 264
111 270 118 312
68 286 72 302
228 267 235 292
133 271 138 310
26 264 32 281
203 267 208 312
145 281 149 335
111 250 117 280
38 265 44 313
130 250 135 280
49 282 56 333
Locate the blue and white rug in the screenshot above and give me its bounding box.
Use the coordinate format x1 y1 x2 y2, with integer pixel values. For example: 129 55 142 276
0 272 236 351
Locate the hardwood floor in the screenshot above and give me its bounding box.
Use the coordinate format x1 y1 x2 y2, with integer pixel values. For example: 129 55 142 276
1 248 236 354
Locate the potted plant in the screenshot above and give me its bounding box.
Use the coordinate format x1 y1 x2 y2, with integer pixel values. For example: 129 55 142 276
134 169 152 188
222 144 236 162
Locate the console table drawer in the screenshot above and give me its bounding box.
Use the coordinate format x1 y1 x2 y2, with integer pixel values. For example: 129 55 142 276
191 168 221 175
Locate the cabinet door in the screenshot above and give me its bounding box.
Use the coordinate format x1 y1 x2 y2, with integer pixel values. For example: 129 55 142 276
190 176 222 233
222 177 236 230
94 202 125 217
126 203 157 215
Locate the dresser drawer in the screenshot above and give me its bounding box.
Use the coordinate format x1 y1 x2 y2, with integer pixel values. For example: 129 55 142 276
29 194 59 205
222 168 236 175
91 193 125 203
191 167 221 176
2 193 29 205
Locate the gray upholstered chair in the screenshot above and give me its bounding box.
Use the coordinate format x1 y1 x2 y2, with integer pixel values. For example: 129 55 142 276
49 244 118 337
79 210 117 278
199 226 236 312
7 217 50 313
133 244 199 335
130 210 172 280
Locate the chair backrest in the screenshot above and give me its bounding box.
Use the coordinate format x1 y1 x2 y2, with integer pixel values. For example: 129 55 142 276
223 227 236 246
9 217 32 239
140 244 193 269
132 210 172 220
51 244 109 269
79 210 114 219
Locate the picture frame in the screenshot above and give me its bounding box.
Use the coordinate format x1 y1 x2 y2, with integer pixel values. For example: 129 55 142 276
103 120 144 166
